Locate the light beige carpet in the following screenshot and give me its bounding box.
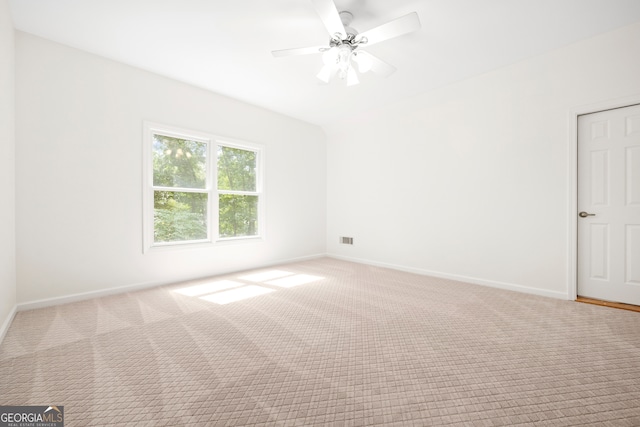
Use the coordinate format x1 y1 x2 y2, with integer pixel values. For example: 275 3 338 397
1 257 639 426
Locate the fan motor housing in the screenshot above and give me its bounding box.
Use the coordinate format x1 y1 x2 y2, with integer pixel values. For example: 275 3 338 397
336 11 359 44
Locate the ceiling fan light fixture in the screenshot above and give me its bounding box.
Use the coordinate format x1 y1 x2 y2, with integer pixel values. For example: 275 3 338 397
316 64 333 83
336 45 352 72
321 44 356 82
346 67 359 86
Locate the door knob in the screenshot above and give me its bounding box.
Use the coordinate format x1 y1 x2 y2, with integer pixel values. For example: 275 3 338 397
579 212 596 218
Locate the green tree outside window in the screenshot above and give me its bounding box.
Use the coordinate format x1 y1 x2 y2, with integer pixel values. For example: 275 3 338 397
217 146 259 238
150 132 260 244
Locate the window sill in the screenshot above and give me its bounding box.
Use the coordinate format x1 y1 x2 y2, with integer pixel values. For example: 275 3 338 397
145 236 264 253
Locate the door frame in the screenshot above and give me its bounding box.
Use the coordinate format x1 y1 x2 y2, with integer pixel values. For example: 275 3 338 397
567 93 640 300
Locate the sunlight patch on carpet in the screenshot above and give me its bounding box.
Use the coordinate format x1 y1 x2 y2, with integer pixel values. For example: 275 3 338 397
173 280 244 297
199 285 275 305
239 270 294 282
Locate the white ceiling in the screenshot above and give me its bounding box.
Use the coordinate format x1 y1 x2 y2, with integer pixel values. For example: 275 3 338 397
9 0 640 127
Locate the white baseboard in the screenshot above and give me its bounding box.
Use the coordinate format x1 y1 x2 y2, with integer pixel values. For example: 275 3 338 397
0 305 17 346
17 253 327 312
15 253 563 312
328 254 568 300
17 279 175 312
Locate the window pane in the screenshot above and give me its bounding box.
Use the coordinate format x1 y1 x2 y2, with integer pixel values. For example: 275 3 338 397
154 191 208 242
153 134 207 189
219 195 258 238
217 146 256 191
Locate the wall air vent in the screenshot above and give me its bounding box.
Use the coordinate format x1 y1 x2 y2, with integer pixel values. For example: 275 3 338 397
339 237 354 245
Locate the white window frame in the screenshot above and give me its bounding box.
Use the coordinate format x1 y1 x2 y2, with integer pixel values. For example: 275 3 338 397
143 122 265 253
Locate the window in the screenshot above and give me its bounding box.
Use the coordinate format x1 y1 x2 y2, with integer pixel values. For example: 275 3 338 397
143 123 263 251
217 146 259 238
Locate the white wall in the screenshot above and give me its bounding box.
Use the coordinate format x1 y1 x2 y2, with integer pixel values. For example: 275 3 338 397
0 0 16 338
325 22 640 298
15 32 326 305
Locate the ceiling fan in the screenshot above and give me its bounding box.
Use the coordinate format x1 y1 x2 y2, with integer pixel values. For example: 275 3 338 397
272 0 421 86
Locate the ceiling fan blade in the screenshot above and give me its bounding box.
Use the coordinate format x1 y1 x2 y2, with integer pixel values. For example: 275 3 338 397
272 46 326 57
358 12 421 46
311 0 346 38
357 51 396 77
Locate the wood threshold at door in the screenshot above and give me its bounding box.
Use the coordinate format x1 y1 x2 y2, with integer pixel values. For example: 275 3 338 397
576 296 640 313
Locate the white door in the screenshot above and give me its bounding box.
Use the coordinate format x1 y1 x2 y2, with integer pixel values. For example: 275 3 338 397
578 103 640 305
